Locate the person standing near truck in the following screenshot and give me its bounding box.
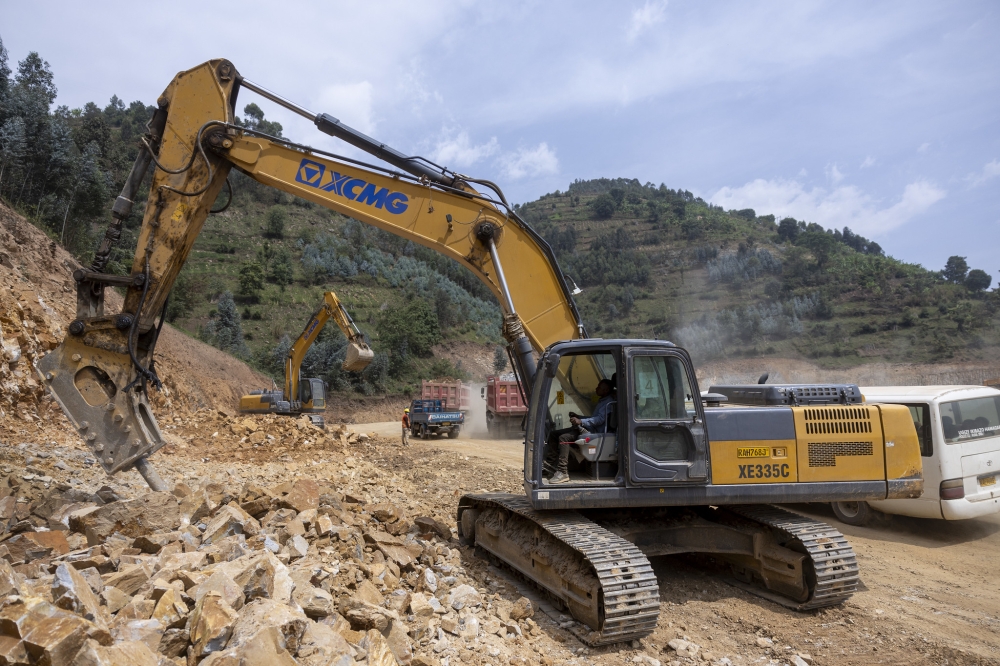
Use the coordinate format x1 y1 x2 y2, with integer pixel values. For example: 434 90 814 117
402 408 411 446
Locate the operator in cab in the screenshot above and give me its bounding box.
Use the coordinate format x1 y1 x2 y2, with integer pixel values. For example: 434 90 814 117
402 408 411 446
546 378 615 484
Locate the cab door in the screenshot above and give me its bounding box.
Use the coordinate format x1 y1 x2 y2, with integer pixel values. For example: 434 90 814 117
625 348 708 484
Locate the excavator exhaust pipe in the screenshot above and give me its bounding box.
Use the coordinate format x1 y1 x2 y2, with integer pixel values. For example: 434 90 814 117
342 342 374 372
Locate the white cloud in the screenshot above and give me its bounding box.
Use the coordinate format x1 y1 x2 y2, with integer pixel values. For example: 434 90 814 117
430 130 499 169
710 178 946 235
966 159 1000 188
497 143 559 180
627 1 668 42
826 163 845 184
315 82 377 135
860 156 876 169
918 142 931 153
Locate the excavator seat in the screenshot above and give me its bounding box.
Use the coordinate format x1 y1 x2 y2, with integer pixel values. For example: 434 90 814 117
569 400 619 480
570 433 617 463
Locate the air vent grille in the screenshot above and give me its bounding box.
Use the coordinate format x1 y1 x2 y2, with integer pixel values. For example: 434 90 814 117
803 407 872 435
808 441 874 467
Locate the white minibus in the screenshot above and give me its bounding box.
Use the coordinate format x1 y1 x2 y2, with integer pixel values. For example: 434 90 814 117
829 385 1000 525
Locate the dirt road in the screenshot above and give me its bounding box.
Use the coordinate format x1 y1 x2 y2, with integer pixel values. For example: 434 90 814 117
354 421 1000 665
358 421 525 467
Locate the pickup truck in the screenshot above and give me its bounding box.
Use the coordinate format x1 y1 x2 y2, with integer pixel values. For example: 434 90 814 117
408 399 464 439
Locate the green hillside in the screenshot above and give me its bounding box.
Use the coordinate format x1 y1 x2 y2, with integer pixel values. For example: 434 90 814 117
2 39 997 399
521 178 999 366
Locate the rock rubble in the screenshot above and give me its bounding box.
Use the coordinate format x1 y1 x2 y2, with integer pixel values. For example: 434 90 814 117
0 456 553 665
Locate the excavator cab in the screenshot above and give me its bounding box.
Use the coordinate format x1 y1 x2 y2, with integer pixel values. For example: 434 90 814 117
299 378 327 413
525 339 710 502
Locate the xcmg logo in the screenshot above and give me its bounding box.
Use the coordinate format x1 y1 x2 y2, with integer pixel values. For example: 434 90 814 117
295 158 409 214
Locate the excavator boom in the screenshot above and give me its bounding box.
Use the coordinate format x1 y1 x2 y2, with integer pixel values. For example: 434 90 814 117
38 59 583 485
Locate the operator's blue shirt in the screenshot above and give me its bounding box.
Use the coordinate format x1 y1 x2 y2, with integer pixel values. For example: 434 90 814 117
580 395 615 432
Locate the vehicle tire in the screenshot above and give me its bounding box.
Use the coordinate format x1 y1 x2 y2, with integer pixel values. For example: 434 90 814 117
831 501 874 526
449 428 460 439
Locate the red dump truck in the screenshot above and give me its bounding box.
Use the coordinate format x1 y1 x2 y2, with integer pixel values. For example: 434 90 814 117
421 380 471 412
484 374 527 438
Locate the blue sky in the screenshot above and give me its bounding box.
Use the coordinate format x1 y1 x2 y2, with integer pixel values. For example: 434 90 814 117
3 1 998 275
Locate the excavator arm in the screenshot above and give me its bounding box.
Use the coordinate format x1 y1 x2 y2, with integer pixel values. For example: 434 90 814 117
37 59 584 488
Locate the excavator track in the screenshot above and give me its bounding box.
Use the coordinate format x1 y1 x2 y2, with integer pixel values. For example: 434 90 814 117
724 504 859 609
459 494 660 646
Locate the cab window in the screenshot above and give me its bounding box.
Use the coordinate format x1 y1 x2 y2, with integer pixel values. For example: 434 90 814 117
632 355 694 421
546 352 617 433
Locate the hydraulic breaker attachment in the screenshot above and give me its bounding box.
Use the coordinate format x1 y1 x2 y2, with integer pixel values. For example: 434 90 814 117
37 340 166 486
36 59 238 490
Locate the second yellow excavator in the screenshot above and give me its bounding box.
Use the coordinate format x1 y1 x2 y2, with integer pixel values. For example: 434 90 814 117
239 290 372 426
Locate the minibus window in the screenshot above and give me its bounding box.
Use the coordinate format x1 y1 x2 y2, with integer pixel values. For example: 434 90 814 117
939 396 1000 443
905 404 932 457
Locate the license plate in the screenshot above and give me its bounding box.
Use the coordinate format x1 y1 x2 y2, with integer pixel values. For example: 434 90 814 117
737 447 770 458
980 475 997 487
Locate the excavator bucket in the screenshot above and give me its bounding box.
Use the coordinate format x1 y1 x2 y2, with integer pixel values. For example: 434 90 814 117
343 341 375 372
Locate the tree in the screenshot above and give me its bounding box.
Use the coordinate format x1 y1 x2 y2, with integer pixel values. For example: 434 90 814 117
0 36 10 113
434 287 457 329
377 298 439 367
492 345 508 374
0 117 27 192
238 260 266 301
268 245 293 290
777 217 799 242
943 256 969 284
165 271 198 322
590 193 616 220
965 268 992 293
240 103 283 137
796 231 839 268
265 206 286 238
14 52 56 105
949 300 975 334
204 292 250 357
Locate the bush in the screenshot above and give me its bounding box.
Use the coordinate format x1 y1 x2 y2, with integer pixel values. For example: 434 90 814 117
267 245 293 290
238 260 265 301
264 206 286 238
377 299 440 375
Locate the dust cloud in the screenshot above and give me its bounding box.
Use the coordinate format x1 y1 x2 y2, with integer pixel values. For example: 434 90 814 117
696 357 1000 388
464 382 490 438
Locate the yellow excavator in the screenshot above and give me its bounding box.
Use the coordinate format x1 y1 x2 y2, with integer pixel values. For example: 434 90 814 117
37 60 923 646
238 290 372 426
